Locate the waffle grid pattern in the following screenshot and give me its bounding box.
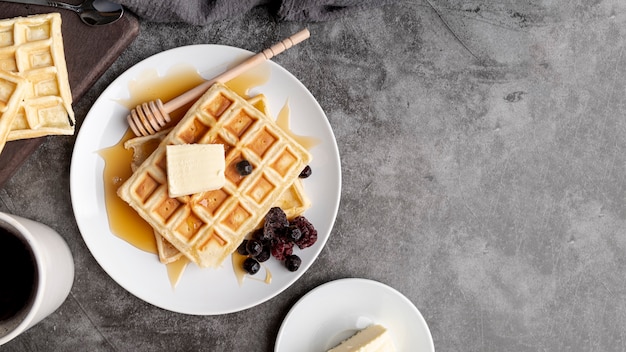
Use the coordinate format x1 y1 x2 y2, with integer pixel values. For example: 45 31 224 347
118 83 312 268
0 13 74 140
0 70 26 153
123 94 311 264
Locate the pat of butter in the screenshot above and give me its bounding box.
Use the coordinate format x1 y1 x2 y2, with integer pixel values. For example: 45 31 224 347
166 144 225 198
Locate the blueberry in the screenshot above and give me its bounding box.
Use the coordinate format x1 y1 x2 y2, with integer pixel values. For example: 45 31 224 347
285 255 302 272
236 160 253 176
299 165 312 178
246 239 263 257
254 226 273 241
285 225 302 242
237 240 250 255
243 257 260 275
251 228 266 241
255 246 271 262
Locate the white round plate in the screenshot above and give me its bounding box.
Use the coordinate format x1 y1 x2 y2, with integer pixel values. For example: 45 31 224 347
70 45 341 315
275 278 434 352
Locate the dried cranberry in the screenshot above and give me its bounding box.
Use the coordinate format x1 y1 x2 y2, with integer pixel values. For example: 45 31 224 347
271 238 294 261
291 216 318 249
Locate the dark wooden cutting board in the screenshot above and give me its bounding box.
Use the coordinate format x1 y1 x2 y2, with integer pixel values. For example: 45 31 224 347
0 3 139 188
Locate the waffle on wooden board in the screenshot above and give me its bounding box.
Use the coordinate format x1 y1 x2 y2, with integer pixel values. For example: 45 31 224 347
0 13 74 147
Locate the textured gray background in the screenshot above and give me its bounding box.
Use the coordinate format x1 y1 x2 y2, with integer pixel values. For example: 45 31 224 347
2 1 626 351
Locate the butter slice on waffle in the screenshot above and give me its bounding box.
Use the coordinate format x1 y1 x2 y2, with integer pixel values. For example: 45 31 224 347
118 83 312 268
0 13 75 140
0 70 27 154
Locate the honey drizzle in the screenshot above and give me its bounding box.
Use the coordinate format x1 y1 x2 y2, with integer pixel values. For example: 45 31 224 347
101 61 313 289
233 253 247 286
102 64 207 289
225 64 270 98
117 64 206 123
275 101 321 150
167 256 190 288
232 253 272 286
99 129 156 254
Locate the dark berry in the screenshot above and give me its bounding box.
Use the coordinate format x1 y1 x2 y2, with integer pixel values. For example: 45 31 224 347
285 255 302 272
285 225 302 242
255 245 271 262
237 240 249 255
271 238 294 261
246 239 263 257
253 226 272 241
243 257 260 275
251 227 271 242
291 216 318 249
264 207 289 239
266 207 289 225
236 160 253 176
299 165 312 178
261 227 275 241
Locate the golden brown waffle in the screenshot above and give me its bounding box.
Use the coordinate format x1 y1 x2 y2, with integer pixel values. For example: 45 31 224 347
123 130 184 264
0 13 75 140
124 94 271 174
0 70 27 154
154 229 184 264
125 128 311 264
118 83 312 268
123 95 311 264
125 129 170 172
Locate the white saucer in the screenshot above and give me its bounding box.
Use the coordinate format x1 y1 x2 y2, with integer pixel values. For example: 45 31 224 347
275 278 435 351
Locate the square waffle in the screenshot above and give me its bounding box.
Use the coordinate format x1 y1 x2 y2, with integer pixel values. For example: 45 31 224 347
0 13 75 140
123 95 311 264
0 70 27 154
118 83 312 268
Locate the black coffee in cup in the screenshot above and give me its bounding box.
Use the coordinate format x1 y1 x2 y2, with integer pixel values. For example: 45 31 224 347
0 226 38 322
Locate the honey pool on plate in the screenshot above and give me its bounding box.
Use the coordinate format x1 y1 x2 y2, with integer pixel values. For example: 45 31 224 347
100 63 317 288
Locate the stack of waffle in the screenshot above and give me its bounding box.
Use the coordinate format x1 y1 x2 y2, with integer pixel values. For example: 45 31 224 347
0 13 75 154
118 83 312 268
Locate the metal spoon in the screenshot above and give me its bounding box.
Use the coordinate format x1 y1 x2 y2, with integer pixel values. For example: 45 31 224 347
1 0 124 26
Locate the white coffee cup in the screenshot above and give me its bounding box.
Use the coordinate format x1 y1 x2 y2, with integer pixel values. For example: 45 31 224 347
0 212 74 346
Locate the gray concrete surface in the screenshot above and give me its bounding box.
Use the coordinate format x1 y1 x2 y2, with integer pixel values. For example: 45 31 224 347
2 1 626 351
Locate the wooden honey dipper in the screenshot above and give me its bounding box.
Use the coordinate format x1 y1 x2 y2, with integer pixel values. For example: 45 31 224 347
127 28 311 137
